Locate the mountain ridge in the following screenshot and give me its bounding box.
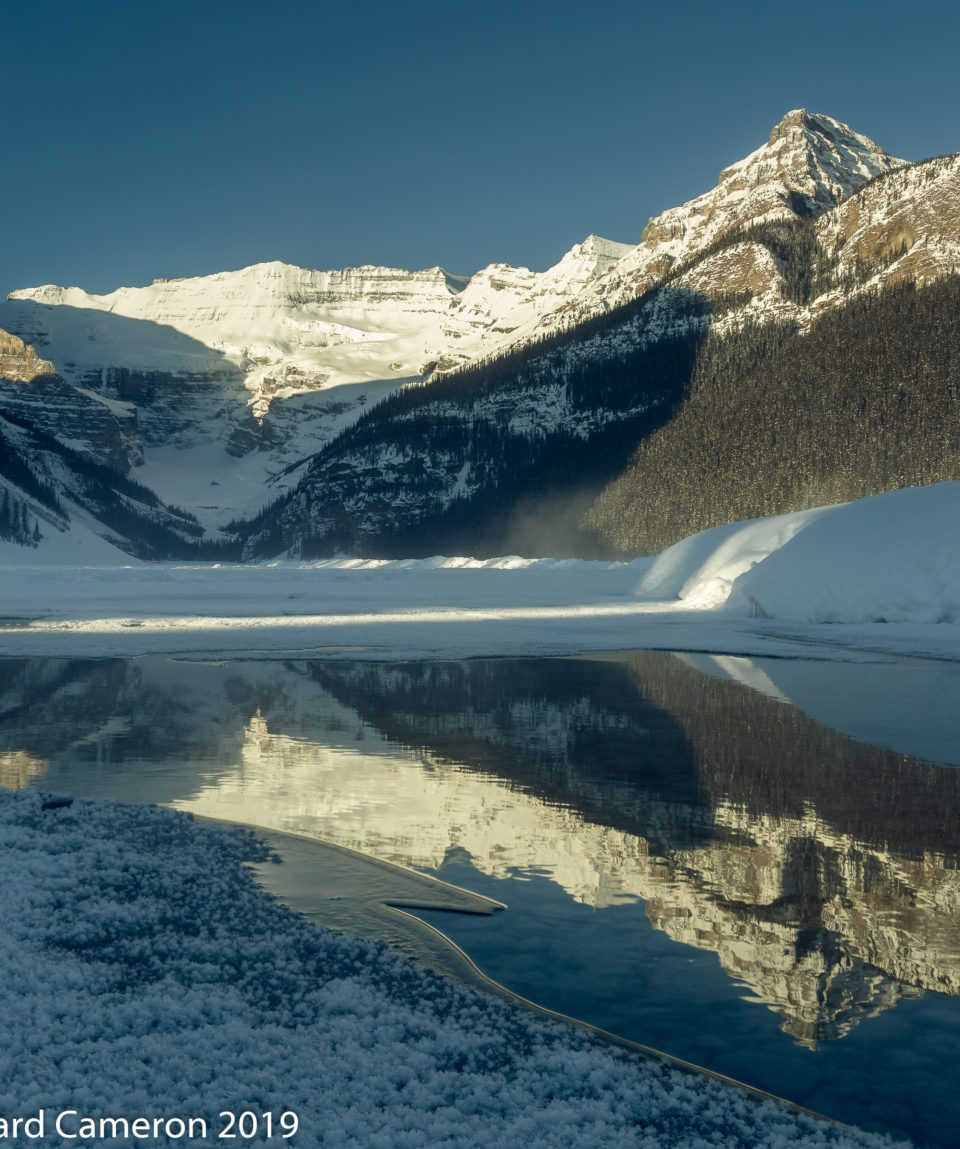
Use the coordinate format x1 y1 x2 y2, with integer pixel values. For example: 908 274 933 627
2 110 957 560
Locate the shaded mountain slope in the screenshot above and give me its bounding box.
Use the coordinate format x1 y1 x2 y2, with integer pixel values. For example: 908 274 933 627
0 410 224 559
234 287 712 558
585 274 960 555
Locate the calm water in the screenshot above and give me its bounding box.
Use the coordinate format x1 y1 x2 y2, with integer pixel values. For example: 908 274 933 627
2 651 959 1148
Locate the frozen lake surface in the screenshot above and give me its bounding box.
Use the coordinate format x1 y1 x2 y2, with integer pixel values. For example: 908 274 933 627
4 649 959 1147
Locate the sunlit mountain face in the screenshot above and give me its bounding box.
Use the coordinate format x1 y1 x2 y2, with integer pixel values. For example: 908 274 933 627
3 649 959 1145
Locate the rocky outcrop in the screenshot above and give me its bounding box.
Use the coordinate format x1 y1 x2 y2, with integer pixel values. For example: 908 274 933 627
816 151 960 290
0 328 56 381
0 328 139 471
674 242 784 305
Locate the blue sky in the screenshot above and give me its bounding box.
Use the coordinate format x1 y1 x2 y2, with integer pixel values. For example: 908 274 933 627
3 0 958 297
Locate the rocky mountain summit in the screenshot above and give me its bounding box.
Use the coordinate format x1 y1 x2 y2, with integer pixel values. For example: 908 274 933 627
531 109 905 329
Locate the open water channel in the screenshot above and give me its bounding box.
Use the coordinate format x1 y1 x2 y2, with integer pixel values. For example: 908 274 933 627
1 650 958 1148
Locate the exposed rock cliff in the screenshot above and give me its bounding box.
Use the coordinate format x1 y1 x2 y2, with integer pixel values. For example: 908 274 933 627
815 150 960 292
0 328 56 381
0 328 139 472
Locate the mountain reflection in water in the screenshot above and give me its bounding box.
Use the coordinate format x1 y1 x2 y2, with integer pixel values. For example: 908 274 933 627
307 654 960 1050
2 650 958 1146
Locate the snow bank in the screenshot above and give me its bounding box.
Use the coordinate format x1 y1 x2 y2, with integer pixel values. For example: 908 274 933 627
732 483 960 623
638 482 960 624
636 505 831 606
1 482 958 662
0 788 901 1148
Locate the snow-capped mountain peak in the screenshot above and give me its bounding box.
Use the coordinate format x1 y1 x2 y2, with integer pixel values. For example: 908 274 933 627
3 232 638 413
522 110 907 336
720 108 902 211
544 234 635 283
1 111 902 408
0 110 934 541
644 108 903 253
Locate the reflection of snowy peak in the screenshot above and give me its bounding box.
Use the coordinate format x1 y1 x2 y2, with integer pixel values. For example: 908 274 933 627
8 652 960 1047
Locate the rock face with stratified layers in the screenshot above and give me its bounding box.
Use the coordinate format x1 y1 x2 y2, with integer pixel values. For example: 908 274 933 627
0 328 56 382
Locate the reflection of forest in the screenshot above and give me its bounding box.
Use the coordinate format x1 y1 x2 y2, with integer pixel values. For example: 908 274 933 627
3 653 959 1046
0 659 135 757
312 655 960 1046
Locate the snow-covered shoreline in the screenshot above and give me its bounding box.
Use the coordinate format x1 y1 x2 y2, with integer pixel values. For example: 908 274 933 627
0 789 906 1147
1 481 959 665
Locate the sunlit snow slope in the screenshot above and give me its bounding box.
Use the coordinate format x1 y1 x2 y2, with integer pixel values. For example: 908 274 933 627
5 239 633 411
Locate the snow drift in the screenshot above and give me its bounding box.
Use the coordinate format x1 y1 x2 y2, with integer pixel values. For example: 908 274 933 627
637 481 960 625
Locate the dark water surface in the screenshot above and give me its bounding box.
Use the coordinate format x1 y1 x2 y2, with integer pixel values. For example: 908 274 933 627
2 651 958 1148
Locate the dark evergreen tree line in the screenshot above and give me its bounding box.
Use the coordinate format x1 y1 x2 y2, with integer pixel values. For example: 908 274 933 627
0 488 42 546
587 275 960 555
237 317 710 559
